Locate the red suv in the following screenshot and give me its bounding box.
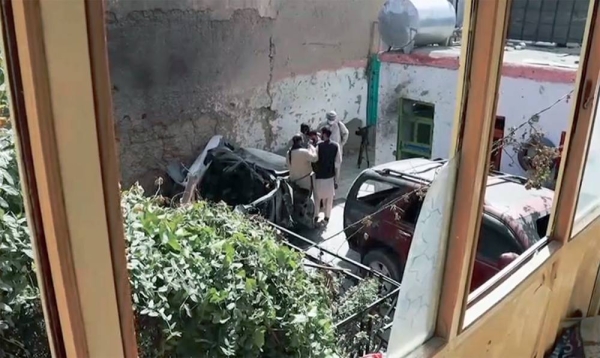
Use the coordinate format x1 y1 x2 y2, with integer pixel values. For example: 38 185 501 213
344 158 553 292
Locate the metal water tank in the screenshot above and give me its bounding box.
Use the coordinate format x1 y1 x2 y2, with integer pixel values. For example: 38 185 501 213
455 0 465 28
379 0 456 52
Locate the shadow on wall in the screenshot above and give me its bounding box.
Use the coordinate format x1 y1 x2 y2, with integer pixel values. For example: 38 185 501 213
345 117 373 154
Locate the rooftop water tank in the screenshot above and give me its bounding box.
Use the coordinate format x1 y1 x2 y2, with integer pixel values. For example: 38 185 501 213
378 0 457 53
455 0 465 28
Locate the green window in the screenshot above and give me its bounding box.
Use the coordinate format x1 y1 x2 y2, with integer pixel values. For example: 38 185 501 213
397 98 434 160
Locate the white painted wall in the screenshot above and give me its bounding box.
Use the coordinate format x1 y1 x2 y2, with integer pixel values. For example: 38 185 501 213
376 62 575 177
270 67 368 150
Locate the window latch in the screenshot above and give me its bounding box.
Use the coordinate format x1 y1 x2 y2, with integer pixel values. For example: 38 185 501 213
582 79 595 110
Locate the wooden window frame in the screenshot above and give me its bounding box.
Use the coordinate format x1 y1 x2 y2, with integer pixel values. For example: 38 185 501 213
570 85 600 235
434 0 513 342
432 0 600 349
549 0 600 243
6 0 137 356
5 0 600 356
408 0 600 354
458 0 600 323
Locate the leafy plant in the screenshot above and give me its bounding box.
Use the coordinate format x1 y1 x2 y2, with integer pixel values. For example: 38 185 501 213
0 126 343 357
0 127 48 357
123 185 341 357
0 55 8 118
333 279 388 358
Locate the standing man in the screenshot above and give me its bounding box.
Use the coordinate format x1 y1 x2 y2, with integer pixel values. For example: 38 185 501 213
286 134 318 191
321 111 349 158
313 126 342 226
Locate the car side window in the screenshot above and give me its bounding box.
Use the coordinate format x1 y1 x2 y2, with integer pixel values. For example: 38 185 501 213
402 196 424 225
477 218 522 263
355 178 402 208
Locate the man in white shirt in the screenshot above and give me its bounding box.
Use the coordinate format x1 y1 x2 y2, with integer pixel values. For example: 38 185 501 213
320 110 349 159
286 134 318 191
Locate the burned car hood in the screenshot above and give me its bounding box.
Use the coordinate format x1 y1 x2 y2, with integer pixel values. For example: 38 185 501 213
235 147 288 175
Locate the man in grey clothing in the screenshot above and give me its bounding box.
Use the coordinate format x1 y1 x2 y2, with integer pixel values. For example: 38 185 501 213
320 110 349 157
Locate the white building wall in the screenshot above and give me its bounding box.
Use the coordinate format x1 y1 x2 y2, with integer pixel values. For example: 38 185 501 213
270 66 368 150
376 62 575 176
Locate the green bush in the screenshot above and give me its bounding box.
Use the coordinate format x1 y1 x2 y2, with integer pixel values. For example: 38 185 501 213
0 127 343 357
0 127 48 357
1 125 392 357
333 279 384 358
123 185 339 357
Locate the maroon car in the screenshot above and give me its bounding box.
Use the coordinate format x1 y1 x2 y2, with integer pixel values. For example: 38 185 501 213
344 158 553 292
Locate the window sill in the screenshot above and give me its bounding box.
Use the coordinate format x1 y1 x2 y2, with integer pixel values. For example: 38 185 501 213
463 240 558 329
467 237 548 307
388 337 446 358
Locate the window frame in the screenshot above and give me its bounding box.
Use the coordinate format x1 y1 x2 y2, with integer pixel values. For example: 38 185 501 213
6 0 136 356
572 83 600 235
397 97 435 159
549 0 600 243
433 0 515 343
5 0 600 356
440 0 600 345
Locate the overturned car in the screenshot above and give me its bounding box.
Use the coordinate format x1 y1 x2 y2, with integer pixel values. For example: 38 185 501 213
167 135 315 229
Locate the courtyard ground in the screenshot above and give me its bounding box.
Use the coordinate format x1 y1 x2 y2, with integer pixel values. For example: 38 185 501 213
295 149 376 270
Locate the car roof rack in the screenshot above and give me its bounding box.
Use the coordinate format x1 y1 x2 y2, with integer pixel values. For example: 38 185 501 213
488 170 529 185
374 167 435 185
377 160 529 188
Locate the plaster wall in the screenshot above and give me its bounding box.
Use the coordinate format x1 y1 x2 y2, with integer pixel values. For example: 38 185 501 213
376 61 576 177
106 0 382 188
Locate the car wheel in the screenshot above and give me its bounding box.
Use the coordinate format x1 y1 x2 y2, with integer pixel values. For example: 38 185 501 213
363 249 403 293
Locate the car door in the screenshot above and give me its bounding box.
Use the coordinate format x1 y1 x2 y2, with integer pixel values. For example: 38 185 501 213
470 215 523 291
344 175 410 252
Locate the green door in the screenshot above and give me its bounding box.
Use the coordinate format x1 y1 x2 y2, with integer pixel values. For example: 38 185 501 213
397 98 434 160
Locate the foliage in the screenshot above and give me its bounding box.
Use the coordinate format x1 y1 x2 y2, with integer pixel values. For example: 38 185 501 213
0 124 389 357
333 279 382 357
122 185 340 357
0 126 343 357
493 111 562 190
0 56 8 117
0 127 48 357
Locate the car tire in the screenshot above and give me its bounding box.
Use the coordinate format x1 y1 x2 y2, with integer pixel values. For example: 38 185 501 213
362 249 403 284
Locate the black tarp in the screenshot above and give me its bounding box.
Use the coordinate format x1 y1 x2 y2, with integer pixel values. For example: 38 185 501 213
199 146 295 228
200 147 275 206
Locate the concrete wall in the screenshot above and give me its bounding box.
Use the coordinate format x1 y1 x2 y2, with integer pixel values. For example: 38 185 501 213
106 0 383 189
376 61 576 177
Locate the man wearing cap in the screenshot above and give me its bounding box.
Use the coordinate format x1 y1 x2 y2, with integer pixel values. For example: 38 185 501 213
320 111 349 158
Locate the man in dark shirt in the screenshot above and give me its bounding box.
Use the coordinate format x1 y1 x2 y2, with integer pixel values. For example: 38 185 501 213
313 126 342 225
